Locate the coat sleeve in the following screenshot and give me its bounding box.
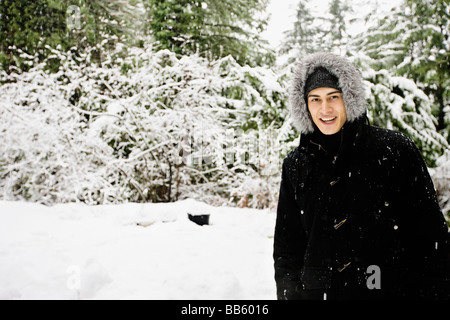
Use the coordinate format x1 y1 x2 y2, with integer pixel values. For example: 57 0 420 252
396 136 449 299
273 158 307 300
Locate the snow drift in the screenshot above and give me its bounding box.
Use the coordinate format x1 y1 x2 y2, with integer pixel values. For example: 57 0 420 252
0 199 276 300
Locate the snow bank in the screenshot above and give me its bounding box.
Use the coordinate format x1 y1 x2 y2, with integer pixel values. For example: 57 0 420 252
0 199 276 300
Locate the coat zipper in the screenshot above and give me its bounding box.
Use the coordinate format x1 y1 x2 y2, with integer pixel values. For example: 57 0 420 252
309 140 327 154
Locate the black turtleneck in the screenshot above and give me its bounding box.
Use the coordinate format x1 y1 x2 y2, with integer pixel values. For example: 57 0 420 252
308 117 366 165
311 125 343 158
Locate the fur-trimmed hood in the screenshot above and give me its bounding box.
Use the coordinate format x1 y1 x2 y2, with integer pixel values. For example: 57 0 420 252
289 52 367 134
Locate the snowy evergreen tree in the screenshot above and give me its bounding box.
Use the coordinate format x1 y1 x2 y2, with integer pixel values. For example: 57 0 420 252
146 0 275 67
280 0 357 66
353 53 448 167
326 0 353 55
280 0 319 60
0 0 68 72
355 0 450 144
0 0 145 72
69 0 146 49
398 0 450 139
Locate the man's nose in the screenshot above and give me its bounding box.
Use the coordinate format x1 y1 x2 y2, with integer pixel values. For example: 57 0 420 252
319 101 333 114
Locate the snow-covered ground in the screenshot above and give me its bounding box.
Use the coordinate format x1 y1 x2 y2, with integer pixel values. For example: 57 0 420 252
0 199 277 300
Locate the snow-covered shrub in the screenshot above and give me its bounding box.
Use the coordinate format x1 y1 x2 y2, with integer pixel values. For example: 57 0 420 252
230 175 280 210
0 42 289 208
97 48 289 205
0 60 119 205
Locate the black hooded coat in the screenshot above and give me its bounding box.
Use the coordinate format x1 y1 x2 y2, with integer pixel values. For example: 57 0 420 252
273 53 449 300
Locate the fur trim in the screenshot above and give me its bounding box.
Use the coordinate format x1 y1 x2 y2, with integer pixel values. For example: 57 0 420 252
289 52 367 134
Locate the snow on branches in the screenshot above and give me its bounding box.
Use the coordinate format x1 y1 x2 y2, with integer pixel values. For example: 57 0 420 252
0 43 289 208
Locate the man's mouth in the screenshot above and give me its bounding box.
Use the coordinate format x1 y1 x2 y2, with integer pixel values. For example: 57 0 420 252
320 117 337 124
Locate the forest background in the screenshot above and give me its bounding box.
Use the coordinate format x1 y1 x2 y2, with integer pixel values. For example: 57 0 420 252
0 0 448 223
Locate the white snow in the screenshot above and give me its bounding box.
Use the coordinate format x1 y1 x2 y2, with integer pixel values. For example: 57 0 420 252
0 199 277 300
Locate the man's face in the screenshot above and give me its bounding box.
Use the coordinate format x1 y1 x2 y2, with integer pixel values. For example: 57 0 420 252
307 87 347 135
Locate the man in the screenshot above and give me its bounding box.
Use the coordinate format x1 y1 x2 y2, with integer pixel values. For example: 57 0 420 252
273 52 449 300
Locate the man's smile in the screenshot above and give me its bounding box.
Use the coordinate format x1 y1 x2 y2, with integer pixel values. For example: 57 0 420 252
320 117 337 124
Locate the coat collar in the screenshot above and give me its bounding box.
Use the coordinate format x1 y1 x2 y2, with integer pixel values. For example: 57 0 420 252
299 115 367 165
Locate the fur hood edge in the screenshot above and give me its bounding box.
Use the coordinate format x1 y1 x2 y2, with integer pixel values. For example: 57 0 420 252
289 52 367 134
